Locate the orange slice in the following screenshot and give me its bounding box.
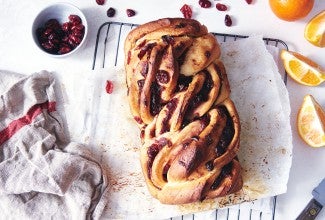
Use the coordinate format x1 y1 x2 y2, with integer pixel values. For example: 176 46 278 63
297 95 325 147
304 10 325 47
280 50 325 86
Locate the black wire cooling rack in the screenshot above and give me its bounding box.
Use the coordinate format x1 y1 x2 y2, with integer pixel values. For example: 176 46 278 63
92 21 289 220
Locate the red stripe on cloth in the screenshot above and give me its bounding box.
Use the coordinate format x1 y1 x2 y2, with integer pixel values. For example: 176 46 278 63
0 101 56 145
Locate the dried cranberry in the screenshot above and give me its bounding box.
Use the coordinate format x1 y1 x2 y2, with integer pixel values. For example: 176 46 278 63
245 0 253 4
156 70 170 84
205 161 214 171
71 24 84 32
137 79 145 90
199 0 212 8
107 7 116 17
68 35 79 44
126 9 136 17
216 3 228 11
105 80 114 94
134 116 143 124
96 0 105 5
72 30 84 38
61 22 71 32
43 28 53 36
58 46 71 54
147 143 160 159
180 4 192 19
48 38 60 48
45 19 61 31
36 28 47 42
224 14 232 27
68 15 81 25
41 42 53 51
68 38 77 48
60 43 70 48
47 32 57 41
61 36 69 43
161 35 175 45
205 51 211 58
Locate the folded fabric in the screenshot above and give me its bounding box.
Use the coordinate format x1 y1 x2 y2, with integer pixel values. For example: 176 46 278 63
0 70 109 220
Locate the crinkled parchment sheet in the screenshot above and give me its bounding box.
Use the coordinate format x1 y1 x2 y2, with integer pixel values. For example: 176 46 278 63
59 36 293 219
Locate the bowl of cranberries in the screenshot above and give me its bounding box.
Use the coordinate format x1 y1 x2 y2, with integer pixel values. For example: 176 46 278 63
32 3 88 57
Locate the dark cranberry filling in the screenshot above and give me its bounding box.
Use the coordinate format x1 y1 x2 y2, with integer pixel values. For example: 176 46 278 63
161 35 175 45
147 138 171 178
205 160 214 171
176 74 192 92
150 82 162 116
156 70 170 84
160 98 178 133
137 79 145 90
140 61 149 77
138 43 157 59
215 106 235 156
186 71 213 114
210 161 233 189
175 22 187 29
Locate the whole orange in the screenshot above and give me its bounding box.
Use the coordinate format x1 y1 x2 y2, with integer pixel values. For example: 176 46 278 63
269 0 315 21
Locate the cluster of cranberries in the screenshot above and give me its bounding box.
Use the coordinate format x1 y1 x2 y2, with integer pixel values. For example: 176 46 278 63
180 0 253 27
95 0 136 18
36 15 85 55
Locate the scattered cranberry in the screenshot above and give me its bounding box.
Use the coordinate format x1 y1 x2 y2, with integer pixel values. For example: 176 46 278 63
107 7 116 17
126 9 136 17
199 0 212 8
245 0 253 4
224 14 232 27
105 80 114 94
180 4 192 19
36 15 85 55
96 0 105 5
216 3 228 11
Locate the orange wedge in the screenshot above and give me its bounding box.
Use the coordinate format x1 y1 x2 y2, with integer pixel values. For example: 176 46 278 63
297 95 325 147
304 10 325 47
280 50 325 86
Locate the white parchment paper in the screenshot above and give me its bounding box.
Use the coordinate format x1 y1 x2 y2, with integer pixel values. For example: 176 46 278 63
57 36 292 219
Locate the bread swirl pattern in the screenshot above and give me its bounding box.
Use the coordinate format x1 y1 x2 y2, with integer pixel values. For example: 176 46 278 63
124 18 242 204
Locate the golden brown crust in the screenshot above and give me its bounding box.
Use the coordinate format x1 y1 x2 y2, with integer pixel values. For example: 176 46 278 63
124 18 242 205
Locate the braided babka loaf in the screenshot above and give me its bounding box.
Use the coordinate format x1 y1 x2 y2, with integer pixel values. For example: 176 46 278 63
124 18 242 205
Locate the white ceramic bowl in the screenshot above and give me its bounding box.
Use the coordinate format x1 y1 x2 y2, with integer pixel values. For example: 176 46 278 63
32 2 88 57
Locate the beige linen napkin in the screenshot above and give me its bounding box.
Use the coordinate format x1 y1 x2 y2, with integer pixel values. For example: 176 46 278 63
0 70 109 220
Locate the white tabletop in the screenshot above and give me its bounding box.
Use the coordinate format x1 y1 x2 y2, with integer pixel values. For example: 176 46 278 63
0 0 324 219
